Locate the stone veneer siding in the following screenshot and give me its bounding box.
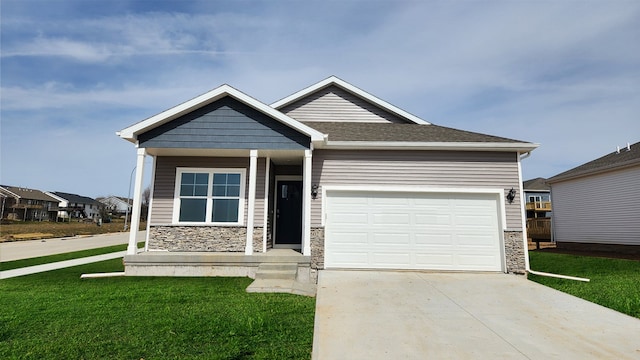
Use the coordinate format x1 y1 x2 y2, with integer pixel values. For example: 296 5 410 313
149 226 263 253
310 227 325 270
504 230 526 274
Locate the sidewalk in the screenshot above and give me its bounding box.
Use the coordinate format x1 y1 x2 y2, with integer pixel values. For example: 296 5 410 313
0 251 126 279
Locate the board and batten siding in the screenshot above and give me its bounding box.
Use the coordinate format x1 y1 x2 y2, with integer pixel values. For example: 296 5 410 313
149 156 267 226
138 97 310 150
279 85 409 124
551 166 640 245
311 150 523 229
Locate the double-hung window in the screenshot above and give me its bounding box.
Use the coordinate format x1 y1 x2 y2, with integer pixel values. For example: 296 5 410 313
174 168 245 224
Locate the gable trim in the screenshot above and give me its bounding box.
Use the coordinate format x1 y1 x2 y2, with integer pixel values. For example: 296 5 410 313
270 76 430 125
117 85 325 144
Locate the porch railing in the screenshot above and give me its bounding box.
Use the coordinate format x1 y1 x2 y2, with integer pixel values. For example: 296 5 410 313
525 201 552 212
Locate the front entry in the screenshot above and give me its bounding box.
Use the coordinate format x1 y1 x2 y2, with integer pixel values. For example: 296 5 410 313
274 179 303 248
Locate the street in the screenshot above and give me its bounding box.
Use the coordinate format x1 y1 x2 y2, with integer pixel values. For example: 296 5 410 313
0 231 146 262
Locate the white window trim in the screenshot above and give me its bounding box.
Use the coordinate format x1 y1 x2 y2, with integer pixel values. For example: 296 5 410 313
172 167 246 225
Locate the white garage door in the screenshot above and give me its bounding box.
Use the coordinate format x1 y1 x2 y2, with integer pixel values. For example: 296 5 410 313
325 191 503 271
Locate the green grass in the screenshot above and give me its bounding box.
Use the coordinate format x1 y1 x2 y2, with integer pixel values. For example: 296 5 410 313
0 260 316 359
0 242 144 271
528 251 640 318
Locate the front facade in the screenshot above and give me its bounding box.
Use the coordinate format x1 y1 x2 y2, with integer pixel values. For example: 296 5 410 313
548 142 640 252
48 192 101 221
0 186 59 221
96 196 131 216
119 77 537 280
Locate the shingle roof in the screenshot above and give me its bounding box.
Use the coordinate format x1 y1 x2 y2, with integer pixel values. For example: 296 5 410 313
523 177 550 191
303 122 528 143
0 186 60 202
548 141 640 183
53 192 98 205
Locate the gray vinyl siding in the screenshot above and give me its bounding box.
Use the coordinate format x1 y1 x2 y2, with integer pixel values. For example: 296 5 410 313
311 150 523 229
551 166 640 245
280 85 409 124
149 156 267 226
138 97 310 150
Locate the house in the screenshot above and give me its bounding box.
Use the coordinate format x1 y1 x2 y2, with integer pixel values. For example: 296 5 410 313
548 141 640 254
0 185 60 221
117 76 538 283
522 177 552 245
96 196 131 216
46 191 101 221
523 177 552 219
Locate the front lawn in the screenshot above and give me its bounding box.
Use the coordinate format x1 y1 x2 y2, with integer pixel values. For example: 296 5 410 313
0 260 316 359
528 251 640 319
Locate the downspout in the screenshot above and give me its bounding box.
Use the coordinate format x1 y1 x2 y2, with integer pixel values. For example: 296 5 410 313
518 151 589 282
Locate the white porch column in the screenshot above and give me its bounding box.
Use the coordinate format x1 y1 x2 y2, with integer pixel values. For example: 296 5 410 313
245 150 258 255
262 157 270 253
127 148 146 255
302 149 312 256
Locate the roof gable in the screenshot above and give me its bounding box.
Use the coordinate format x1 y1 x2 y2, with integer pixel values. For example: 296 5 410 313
118 84 324 144
271 76 429 125
523 177 550 191
137 96 311 150
549 141 640 183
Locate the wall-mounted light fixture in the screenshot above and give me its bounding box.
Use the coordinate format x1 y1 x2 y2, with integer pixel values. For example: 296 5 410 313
506 188 516 204
311 184 319 199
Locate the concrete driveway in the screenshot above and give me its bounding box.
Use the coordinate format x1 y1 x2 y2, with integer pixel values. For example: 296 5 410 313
313 271 640 359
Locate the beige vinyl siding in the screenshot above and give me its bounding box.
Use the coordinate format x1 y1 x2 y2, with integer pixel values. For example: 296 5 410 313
280 85 408 124
311 150 523 229
551 166 640 245
150 156 266 226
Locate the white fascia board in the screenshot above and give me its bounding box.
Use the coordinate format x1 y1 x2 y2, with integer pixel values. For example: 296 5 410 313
0 187 20 199
320 141 539 152
118 85 325 143
271 76 430 125
44 192 68 204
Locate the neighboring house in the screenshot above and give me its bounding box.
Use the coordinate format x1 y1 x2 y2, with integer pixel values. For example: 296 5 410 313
522 177 552 244
0 185 60 221
96 196 131 216
47 191 101 221
548 141 640 253
117 76 538 282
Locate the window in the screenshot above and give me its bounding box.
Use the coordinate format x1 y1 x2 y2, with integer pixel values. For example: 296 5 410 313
174 168 245 224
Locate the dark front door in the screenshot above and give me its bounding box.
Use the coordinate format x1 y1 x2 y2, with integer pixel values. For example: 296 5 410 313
275 180 303 247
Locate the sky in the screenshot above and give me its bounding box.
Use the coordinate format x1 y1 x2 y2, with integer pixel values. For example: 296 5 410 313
1 0 639 198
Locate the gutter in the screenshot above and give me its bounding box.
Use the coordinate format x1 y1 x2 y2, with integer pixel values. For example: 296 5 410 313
518 151 590 282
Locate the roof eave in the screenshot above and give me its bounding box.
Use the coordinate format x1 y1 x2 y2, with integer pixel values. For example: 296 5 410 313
548 159 640 184
319 141 539 152
271 76 430 125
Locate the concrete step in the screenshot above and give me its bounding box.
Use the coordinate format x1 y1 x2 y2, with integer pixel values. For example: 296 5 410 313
246 279 316 297
258 262 299 271
255 268 297 281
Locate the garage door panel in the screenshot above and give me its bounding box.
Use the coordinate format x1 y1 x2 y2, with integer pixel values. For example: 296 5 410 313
372 233 411 245
414 233 454 245
330 232 369 244
415 214 452 225
415 253 455 267
457 234 498 247
372 213 410 225
372 252 412 267
325 191 503 271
